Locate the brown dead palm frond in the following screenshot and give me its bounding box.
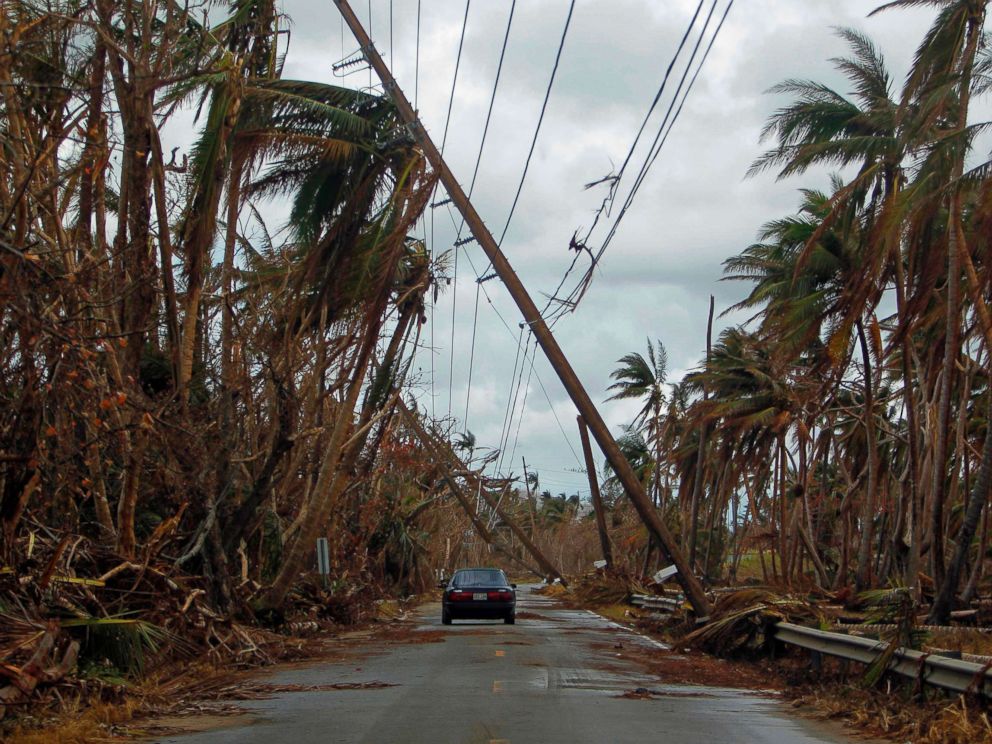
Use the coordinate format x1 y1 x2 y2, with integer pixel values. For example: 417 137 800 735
683 589 823 656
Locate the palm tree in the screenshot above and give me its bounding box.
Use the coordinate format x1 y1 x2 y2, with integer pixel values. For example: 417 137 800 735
607 338 669 504
873 0 992 620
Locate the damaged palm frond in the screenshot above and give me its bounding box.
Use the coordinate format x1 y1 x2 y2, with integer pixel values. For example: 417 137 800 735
683 589 824 657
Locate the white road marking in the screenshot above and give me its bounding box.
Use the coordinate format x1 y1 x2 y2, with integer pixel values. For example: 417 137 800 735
584 609 670 650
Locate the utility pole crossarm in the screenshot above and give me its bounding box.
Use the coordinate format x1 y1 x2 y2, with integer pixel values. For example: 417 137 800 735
333 0 711 619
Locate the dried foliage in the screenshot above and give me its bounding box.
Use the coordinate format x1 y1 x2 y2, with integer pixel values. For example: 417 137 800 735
795 685 992 744
682 589 823 656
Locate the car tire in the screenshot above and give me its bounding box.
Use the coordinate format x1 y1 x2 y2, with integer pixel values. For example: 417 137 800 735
442 610 452 625
504 613 515 625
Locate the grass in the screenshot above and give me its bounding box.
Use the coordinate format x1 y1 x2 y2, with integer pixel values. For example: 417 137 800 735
4 698 139 743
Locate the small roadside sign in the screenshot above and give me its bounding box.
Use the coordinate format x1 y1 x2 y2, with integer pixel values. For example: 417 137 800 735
316 537 330 578
652 564 678 584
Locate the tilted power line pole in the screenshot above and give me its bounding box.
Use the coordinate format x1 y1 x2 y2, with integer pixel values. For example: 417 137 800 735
397 399 555 581
332 0 711 619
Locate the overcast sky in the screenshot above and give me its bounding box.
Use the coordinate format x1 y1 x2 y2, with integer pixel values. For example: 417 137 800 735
265 0 946 498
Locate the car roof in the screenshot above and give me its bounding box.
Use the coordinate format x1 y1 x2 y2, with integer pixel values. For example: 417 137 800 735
453 567 505 573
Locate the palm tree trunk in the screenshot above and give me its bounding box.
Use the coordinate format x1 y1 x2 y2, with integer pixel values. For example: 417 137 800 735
929 394 992 623
855 318 880 591
929 195 962 589
689 295 715 566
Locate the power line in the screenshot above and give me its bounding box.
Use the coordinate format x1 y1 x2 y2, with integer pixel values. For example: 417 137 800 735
439 0 472 420
595 0 724 263
415 0 421 109
506 339 537 471
496 331 531 474
439 1 472 158
462 281 482 429
496 0 575 249
542 0 735 326
458 0 517 429
451 228 583 471
494 323 524 452
538 0 707 322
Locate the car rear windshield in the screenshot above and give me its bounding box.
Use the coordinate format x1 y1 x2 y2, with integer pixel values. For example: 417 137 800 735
452 569 506 587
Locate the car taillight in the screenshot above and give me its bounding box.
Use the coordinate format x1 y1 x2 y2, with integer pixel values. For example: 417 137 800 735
449 590 472 601
488 590 513 601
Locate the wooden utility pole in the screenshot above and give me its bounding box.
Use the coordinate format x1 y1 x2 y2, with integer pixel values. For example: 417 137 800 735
521 457 538 534
333 0 711 618
474 481 566 585
577 416 613 568
398 400 562 582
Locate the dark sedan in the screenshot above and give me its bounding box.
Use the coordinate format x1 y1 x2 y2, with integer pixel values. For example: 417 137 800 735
441 568 516 625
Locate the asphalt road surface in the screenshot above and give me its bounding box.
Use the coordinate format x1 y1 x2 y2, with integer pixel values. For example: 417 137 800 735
159 586 857 744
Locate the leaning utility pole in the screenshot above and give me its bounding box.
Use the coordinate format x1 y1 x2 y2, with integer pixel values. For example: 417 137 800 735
333 0 711 619
474 481 566 586
398 399 565 584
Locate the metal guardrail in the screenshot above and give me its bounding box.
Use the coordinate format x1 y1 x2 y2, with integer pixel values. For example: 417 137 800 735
628 594 992 697
774 622 992 698
630 594 682 613
629 593 992 697
832 622 992 634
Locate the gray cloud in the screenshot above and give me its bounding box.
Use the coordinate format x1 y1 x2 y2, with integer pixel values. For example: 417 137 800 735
273 0 939 497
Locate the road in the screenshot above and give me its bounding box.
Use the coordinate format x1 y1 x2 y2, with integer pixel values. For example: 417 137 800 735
159 586 857 744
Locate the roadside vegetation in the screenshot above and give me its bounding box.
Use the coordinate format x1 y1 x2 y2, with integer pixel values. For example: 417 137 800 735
596 0 992 621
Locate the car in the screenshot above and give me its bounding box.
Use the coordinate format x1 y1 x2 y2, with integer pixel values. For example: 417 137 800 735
440 568 517 625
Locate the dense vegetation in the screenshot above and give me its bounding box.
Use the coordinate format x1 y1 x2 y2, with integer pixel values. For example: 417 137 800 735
605 0 992 624
0 0 464 622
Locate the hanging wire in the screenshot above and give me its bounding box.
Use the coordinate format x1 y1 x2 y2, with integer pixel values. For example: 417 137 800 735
545 0 735 325
442 0 473 420
456 0 518 429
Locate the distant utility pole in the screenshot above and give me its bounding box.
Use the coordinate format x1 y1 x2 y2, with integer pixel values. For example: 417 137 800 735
332 0 711 619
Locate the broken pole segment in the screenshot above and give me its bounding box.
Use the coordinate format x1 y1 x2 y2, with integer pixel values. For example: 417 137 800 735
332 0 711 619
